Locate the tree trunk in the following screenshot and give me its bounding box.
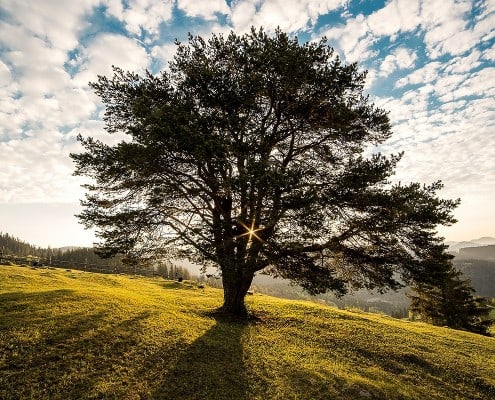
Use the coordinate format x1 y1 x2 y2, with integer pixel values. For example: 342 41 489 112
221 271 254 317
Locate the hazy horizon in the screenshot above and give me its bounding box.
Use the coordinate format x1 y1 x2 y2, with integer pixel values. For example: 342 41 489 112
0 202 493 249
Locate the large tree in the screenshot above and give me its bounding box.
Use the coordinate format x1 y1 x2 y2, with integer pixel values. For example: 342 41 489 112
72 28 458 316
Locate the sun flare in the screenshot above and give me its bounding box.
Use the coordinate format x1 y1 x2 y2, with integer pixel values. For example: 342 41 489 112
238 219 264 243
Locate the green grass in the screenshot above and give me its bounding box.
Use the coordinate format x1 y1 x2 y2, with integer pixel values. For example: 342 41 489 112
1 265 494 400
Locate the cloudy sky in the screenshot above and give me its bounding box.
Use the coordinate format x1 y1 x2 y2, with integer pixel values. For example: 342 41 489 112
0 0 494 247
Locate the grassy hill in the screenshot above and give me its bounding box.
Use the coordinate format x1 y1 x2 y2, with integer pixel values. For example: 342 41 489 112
1 265 494 400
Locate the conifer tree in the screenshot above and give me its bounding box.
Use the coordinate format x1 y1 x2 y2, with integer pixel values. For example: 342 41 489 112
409 249 491 335
72 28 459 316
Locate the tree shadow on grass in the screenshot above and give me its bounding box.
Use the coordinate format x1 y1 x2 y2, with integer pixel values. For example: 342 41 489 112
144 311 251 400
0 289 154 399
0 289 75 315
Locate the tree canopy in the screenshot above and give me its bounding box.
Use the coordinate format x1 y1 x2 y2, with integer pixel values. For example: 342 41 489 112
72 28 459 316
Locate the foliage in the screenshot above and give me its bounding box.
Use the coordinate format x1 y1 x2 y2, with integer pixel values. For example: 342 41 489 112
1 265 495 400
72 28 459 315
0 232 45 257
409 249 492 335
52 247 123 267
156 260 192 280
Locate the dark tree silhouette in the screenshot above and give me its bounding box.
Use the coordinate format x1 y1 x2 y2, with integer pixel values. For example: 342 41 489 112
409 248 491 335
72 28 459 316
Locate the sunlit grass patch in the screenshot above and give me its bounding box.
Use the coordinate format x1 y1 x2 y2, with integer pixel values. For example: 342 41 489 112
1 265 494 399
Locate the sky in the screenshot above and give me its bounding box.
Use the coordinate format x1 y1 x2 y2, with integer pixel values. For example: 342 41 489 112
0 0 494 248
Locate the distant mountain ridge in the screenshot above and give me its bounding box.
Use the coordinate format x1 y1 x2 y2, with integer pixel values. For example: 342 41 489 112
446 237 495 253
458 245 495 261
447 238 495 298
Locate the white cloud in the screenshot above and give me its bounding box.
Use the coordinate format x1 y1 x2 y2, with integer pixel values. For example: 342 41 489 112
420 0 471 28
443 49 482 74
447 67 495 100
0 0 99 52
0 117 121 205
425 24 476 59
103 0 125 21
431 67 495 104
0 60 12 86
433 73 467 99
178 0 229 20
322 14 377 62
151 43 178 70
395 62 442 87
475 11 495 43
256 0 308 32
0 22 67 76
0 131 81 203
306 0 346 18
345 33 378 62
420 0 495 58
73 33 151 85
0 19 94 138
373 34 495 239
0 24 109 136
364 68 378 89
438 99 467 112
104 0 174 36
367 0 421 38
375 85 434 137
379 47 417 76
483 43 495 61
230 0 258 32
323 0 492 63
0 91 22 140
320 0 421 62
0 13 149 207
387 121 495 196
478 0 495 19
231 0 346 33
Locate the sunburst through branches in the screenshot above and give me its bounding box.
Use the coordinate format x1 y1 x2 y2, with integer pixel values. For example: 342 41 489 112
237 220 264 243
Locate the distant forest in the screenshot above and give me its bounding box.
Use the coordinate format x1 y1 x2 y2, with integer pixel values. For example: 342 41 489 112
0 232 192 280
0 232 121 267
1 232 46 258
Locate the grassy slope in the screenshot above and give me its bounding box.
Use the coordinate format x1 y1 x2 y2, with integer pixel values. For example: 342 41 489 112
1 266 494 400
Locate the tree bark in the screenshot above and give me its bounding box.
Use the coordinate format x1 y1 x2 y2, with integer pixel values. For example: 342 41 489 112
220 271 254 317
